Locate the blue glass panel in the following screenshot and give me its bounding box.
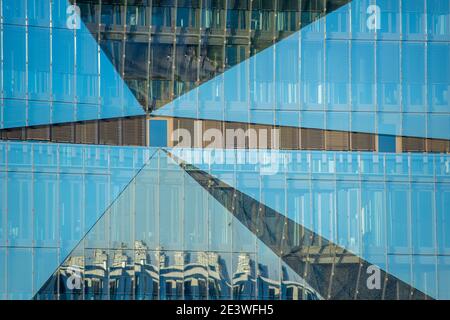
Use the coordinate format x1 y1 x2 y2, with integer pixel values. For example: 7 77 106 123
3 99 27 128
28 27 51 101
438 256 450 299
257 240 281 300
0 172 6 246
377 42 401 112
411 183 435 254
351 0 376 39
7 248 32 300
378 135 396 153
2 0 26 24
326 40 349 111
59 173 83 259
402 42 426 112
52 0 70 29
386 182 411 254
301 39 324 110
0 248 5 299
33 248 58 298
351 41 375 111
52 28 75 103
184 174 208 251
3 25 27 100
7 143 32 171
428 43 450 113
403 113 426 138
427 0 450 39
27 0 50 27
377 0 400 38
436 183 450 255
402 0 426 38
76 31 99 105
33 140 58 173
7 172 33 247
412 255 437 299
28 101 51 126
84 174 109 231
336 181 360 253
34 173 58 247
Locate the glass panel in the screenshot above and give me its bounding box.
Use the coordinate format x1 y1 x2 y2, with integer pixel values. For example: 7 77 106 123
109 249 134 300
7 172 32 247
7 247 32 300
3 25 27 99
387 182 411 254
160 251 184 300
411 183 435 254
208 252 232 299
257 241 280 300
232 253 256 300
33 248 58 300
184 252 208 300
34 173 58 247
52 28 75 104
28 27 51 101
135 250 159 300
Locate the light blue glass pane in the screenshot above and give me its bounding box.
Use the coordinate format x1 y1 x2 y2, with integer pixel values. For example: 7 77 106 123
159 162 183 249
377 42 401 112
199 79 223 121
100 51 124 118
76 31 99 105
336 181 360 253
28 27 51 101
326 40 349 111
135 163 159 249
325 2 349 36
76 104 99 122
33 143 58 172
257 240 281 300
3 25 27 100
2 0 26 24
209 193 232 252
250 45 274 110
411 183 435 254
403 113 426 138
361 182 386 265
427 43 450 113
27 0 50 27
184 179 208 250
377 0 400 37
402 43 426 112
428 114 450 140
311 180 336 242
386 182 411 254
7 143 32 171
287 179 311 239
7 248 32 300
109 181 133 249
3 99 27 128
52 28 75 103
52 0 70 29
33 248 58 297
275 111 300 127
59 173 83 259
301 40 323 110
28 101 51 126
402 0 426 37
327 112 350 131
351 41 375 111
7 172 33 247
52 102 75 123
377 112 401 136
438 256 450 299
276 35 299 111
351 112 375 133
387 255 411 298
351 0 377 38
427 0 450 39
233 215 256 253
84 174 109 231
436 184 450 255
85 145 109 174
34 173 58 247
412 256 437 299
300 111 324 130
0 172 6 246
59 145 84 173
0 248 5 299
261 175 285 215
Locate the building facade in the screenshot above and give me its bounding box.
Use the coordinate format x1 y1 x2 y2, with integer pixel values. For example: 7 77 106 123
0 0 449 300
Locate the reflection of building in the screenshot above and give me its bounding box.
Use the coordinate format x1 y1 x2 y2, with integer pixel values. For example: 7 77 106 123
0 0 449 301
38 241 320 300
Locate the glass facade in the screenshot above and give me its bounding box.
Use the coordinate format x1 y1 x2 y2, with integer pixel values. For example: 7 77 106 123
0 0 449 301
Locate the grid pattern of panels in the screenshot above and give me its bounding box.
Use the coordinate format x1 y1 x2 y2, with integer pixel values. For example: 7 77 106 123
154 0 450 140
169 148 450 299
34 149 320 300
0 141 153 299
0 0 145 130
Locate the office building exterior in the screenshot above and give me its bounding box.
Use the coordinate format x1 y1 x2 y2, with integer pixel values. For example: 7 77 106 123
0 0 449 300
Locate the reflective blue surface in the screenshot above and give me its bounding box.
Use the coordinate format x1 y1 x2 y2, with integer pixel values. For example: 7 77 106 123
154 0 450 140
0 0 145 129
169 147 450 299
0 141 154 299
